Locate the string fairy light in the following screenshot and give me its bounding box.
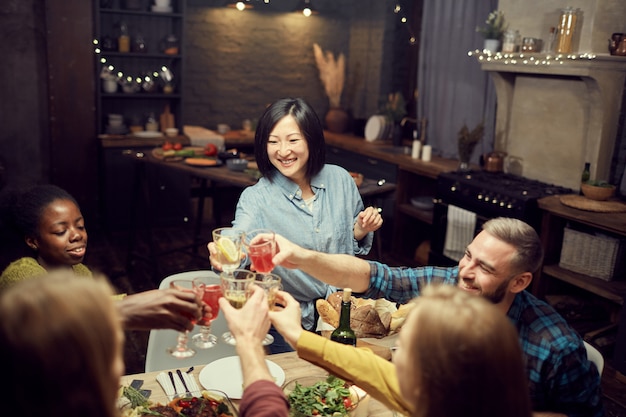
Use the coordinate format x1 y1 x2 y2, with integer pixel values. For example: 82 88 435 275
468 49 598 66
393 2 417 45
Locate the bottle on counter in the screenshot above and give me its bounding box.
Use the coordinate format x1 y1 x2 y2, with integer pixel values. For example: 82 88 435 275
118 21 130 53
411 129 421 159
330 288 357 346
581 162 591 183
580 162 590 195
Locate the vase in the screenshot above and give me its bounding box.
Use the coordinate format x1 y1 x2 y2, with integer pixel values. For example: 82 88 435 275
325 108 349 133
483 39 500 53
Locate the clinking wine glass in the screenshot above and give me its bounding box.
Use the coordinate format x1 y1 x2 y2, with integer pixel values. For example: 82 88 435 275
166 279 199 358
212 227 245 275
220 269 255 345
192 277 222 349
251 272 282 346
243 229 277 273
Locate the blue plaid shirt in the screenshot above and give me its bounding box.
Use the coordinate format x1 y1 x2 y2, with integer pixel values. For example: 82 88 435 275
362 262 604 417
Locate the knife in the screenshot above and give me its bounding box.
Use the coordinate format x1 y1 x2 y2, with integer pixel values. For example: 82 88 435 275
176 369 192 397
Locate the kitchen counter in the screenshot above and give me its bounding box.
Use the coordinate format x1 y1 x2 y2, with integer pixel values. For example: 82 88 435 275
323 131 460 178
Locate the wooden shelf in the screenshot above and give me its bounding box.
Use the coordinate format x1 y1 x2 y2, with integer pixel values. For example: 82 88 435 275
542 264 626 305
397 203 434 224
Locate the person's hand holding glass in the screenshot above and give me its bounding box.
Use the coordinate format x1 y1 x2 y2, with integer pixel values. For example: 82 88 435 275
191 277 222 349
251 272 282 346
220 269 254 345
243 229 277 273
166 279 200 358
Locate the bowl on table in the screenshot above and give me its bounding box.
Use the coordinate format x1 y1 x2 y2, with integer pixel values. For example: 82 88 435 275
580 182 616 201
282 374 369 417
226 158 248 172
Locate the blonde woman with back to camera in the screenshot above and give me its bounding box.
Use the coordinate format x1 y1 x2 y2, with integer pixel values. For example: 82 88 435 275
0 271 124 417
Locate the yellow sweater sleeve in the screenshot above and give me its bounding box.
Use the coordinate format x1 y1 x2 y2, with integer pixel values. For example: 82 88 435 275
296 331 412 415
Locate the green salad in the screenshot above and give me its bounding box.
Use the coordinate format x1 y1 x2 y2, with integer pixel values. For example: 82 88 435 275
286 375 355 417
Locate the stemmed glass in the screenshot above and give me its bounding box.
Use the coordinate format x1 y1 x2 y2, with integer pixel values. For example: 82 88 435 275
192 277 222 349
166 279 199 358
243 229 277 273
212 227 245 275
251 272 282 346
220 269 255 345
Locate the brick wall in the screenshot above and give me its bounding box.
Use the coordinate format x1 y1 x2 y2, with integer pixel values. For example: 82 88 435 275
183 0 396 132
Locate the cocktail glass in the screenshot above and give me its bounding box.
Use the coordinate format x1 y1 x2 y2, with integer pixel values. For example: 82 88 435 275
192 277 222 349
166 279 198 358
220 269 254 345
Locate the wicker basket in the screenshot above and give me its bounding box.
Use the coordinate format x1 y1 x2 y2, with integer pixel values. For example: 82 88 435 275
559 227 625 281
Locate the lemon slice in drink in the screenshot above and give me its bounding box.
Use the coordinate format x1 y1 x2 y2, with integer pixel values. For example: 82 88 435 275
217 237 239 263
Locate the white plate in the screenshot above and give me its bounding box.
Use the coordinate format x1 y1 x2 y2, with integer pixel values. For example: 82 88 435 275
134 131 164 138
364 115 383 142
198 356 285 399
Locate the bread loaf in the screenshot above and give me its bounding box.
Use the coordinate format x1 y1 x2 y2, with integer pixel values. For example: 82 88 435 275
316 299 339 328
350 305 388 338
316 291 411 338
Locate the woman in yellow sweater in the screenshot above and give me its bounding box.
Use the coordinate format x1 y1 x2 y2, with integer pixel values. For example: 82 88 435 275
0 184 201 331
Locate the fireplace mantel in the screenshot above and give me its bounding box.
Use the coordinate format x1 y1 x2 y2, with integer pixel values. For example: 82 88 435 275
474 52 626 189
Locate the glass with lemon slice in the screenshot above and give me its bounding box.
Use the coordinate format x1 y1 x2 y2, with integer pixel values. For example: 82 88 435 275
212 227 245 274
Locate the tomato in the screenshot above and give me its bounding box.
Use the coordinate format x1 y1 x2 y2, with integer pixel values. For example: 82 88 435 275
204 143 217 156
343 397 352 409
173 142 183 151
162 141 173 151
177 399 192 408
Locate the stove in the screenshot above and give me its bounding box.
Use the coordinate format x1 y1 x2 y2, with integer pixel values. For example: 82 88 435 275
436 170 574 221
429 170 574 266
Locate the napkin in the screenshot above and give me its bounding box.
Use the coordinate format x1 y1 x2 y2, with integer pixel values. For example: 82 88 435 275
156 372 177 401
157 370 203 401
443 204 476 261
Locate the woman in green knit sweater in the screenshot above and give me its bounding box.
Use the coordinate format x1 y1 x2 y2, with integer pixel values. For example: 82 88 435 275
0 184 202 331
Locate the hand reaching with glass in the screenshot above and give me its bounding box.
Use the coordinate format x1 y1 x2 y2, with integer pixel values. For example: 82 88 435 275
192 277 222 349
219 284 272 348
208 227 245 274
243 229 277 273
166 279 201 358
220 269 254 345
250 272 282 346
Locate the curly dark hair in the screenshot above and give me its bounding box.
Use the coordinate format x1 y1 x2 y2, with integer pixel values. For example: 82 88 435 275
0 184 80 268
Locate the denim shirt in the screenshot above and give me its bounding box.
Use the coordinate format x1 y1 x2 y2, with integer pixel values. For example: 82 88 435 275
233 164 371 330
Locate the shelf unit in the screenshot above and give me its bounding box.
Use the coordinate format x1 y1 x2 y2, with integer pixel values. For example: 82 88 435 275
533 195 626 374
94 0 185 135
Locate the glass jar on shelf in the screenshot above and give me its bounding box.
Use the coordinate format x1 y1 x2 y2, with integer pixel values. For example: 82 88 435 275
555 7 579 54
160 34 179 55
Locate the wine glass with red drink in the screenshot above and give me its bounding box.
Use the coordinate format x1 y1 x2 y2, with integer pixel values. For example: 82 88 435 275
192 277 223 349
166 279 198 358
243 229 277 273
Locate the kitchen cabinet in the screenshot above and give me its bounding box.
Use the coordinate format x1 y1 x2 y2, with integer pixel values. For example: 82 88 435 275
94 0 185 135
99 140 193 231
533 195 626 374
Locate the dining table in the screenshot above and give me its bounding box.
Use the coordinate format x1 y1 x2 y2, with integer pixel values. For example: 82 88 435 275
120 350 396 416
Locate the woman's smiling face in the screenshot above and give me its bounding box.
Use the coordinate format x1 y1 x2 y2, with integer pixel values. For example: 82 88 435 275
266 115 310 184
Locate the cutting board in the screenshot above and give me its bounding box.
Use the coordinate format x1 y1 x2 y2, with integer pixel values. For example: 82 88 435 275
160 105 175 132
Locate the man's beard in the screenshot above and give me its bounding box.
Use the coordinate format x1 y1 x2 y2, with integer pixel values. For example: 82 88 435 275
480 278 510 304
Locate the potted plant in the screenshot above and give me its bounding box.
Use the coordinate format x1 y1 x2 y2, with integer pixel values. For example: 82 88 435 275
476 10 507 53
379 92 407 146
